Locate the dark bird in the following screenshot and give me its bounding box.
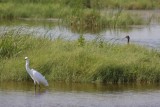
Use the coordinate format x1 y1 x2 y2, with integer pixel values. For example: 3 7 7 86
125 35 130 44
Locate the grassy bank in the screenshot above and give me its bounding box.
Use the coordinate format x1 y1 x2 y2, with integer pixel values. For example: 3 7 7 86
0 0 159 20
1 32 160 83
99 0 160 10
66 9 144 33
1 0 160 9
0 0 154 33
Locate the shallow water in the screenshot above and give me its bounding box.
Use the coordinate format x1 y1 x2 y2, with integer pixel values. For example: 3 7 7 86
1 11 160 107
0 19 160 49
1 82 160 107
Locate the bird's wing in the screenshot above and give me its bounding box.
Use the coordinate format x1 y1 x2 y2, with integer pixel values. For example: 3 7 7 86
27 71 34 81
31 69 49 86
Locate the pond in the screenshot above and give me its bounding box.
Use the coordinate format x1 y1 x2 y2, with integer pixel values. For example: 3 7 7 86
0 81 160 107
0 19 160 49
0 12 160 107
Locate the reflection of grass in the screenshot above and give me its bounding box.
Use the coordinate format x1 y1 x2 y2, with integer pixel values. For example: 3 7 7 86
1 32 160 83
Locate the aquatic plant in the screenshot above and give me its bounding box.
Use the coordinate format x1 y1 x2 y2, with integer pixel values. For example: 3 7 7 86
65 8 145 33
78 34 85 47
98 0 160 9
66 9 106 33
1 32 160 83
0 0 156 24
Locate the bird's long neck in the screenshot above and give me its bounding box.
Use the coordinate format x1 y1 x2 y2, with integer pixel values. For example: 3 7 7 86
25 59 31 74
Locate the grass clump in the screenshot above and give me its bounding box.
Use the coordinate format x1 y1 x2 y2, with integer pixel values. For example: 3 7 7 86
1 32 160 83
66 9 144 33
98 0 160 9
66 9 107 33
0 1 152 25
104 10 144 28
0 0 152 34
0 32 27 58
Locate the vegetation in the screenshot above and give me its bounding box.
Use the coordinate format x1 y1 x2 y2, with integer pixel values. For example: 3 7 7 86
1 32 160 83
0 0 156 33
1 0 160 9
66 9 144 33
98 0 160 10
0 0 160 84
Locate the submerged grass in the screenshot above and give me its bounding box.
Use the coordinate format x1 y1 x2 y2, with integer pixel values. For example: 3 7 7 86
1 32 160 83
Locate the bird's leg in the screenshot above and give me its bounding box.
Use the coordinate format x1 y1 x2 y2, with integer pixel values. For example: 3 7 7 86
34 81 36 91
39 84 41 89
37 84 41 93
34 84 36 91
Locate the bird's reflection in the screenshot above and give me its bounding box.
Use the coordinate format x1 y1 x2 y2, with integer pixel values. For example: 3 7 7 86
34 88 48 96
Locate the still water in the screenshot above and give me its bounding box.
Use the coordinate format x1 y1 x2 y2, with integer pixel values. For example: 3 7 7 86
0 19 160 49
1 17 160 106
1 82 160 107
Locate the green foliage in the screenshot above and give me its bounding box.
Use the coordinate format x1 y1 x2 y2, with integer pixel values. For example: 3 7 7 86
1 33 160 83
66 9 145 33
0 32 27 58
65 9 106 33
63 0 91 8
99 0 160 9
103 11 144 28
78 34 85 46
0 0 152 33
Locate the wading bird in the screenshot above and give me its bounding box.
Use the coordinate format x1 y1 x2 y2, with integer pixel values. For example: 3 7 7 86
25 57 49 90
125 35 130 44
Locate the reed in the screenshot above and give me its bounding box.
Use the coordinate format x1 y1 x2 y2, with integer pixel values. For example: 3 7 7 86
1 32 160 83
0 1 154 21
65 9 144 33
2 0 159 9
0 0 152 33
96 0 160 9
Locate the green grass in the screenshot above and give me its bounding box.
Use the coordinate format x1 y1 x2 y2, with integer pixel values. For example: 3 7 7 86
0 2 69 19
0 0 154 29
1 32 160 83
1 0 160 9
104 0 160 10
65 9 144 33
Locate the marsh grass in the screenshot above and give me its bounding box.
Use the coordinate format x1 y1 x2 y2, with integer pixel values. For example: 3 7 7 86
0 3 65 19
0 0 152 33
98 0 160 9
103 10 144 28
1 32 160 83
0 0 159 20
65 9 144 33
66 9 106 33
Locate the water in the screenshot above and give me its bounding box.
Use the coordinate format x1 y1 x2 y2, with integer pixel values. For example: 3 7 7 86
0 82 160 107
0 12 160 107
0 19 160 49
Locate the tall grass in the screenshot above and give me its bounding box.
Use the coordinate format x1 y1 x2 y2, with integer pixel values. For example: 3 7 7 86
0 2 68 19
95 0 160 9
65 9 144 33
1 32 160 83
65 9 106 33
1 0 160 9
0 0 152 34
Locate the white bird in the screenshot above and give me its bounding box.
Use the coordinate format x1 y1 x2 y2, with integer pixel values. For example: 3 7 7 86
25 57 49 90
